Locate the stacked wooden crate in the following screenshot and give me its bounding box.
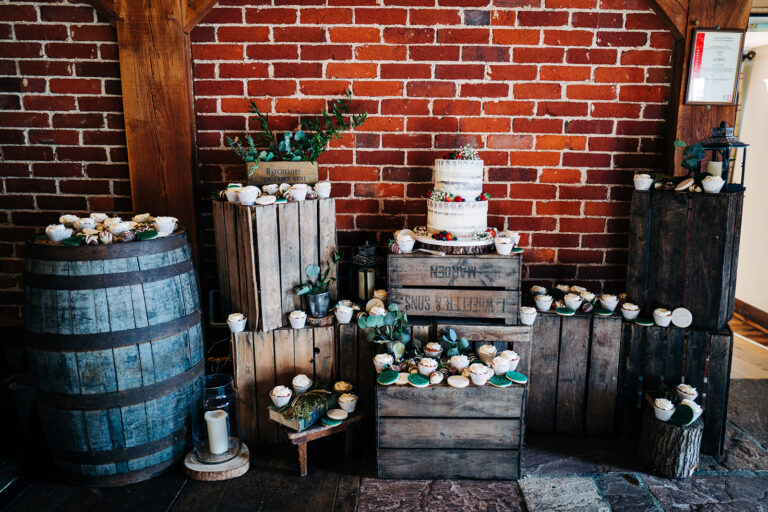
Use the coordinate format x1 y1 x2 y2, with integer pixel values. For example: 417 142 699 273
212 198 337 331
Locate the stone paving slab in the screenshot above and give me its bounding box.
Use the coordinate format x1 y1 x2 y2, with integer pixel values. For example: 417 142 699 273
518 476 610 512
523 433 639 475
728 379 768 450
700 424 768 472
358 478 523 512
594 474 660 512
645 473 768 512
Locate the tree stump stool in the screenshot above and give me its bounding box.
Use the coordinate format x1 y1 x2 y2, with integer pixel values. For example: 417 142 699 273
283 413 363 477
639 401 703 479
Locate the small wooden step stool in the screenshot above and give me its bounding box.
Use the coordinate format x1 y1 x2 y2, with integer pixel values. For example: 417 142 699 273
281 413 364 476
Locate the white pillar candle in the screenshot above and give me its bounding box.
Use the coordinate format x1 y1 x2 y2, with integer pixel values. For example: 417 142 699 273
707 160 722 177
204 409 229 455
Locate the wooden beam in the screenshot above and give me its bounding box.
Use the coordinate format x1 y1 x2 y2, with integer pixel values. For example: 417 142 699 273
82 0 218 257
645 0 689 40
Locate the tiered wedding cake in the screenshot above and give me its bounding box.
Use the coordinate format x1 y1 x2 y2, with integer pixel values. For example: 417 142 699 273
426 146 489 240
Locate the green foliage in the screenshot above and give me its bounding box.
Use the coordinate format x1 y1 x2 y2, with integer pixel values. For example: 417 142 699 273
441 328 471 357
227 90 367 165
294 252 341 296
357 303 418 362
652 383 678 403
674 140 706 173
281 388 332 420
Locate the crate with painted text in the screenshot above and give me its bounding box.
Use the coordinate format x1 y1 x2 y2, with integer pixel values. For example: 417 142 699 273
387 253 521 324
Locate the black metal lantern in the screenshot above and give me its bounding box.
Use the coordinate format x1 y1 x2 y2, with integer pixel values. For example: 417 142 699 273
350 241 384 302
702 121 748 192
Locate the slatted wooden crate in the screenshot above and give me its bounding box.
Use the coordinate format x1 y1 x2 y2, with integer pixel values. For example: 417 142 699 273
376 383 527 479
619 323 732 457
212 198 337 332
626 190 743 331
435 320 532 376
231 326 336 447
527 311 623 436
388 253 521 324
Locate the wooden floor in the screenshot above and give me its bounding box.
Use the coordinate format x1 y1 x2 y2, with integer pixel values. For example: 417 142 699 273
730 317 768 379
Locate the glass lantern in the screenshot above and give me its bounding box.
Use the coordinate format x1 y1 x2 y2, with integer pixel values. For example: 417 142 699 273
191 374 242 464
351 241 384 302
702 121 748 192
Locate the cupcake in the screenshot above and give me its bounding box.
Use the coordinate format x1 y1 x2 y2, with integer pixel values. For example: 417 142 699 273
237 185 261 205
153 216 178 235
374 289 388 302
369 306 387 317
634 173 653 191
59 214 79 227
103 217 123 229
555 284 571 294
469 363 490 386
225 183 242 203
289 310 307 329
334 304 354 324
270 385 292 408
315 181 332 199
74 217 97 231
530 285 547 296
681 399 703 422
45 224 73 243
599 294 619 312
621 302 640 321
418 357 438 376
653 308 672 327
450 355 470 371
290 183 308 201
373 353 394 373
491 356 511 376
534 294 553 312
334 381 353 393
519 306 537 326
676 383 698 402
495 236 514 255
131 213 152 224
478 344 497 364
424 342 443 359
108 221 133 236
227 312 247 333
653 398 675 421
564 293 583 311
292 374 312 394
501 350 520 372
395 233 415 253
580 291 596 303
338 393 358 413
570 285 587 294
262 183 279 195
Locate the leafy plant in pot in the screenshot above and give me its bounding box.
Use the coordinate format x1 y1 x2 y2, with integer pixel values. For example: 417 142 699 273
357 304 419 362
295 252 341 318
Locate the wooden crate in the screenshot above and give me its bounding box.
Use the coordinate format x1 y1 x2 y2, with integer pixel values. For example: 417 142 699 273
626 190 743 331
376 383 527 479
619 323 732 457
212 198 337 332
388 253 521 324
434 320 532 376
231 326 336 447
527 311 623 436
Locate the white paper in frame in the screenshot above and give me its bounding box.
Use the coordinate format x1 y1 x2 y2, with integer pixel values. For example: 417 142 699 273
685 29 745 105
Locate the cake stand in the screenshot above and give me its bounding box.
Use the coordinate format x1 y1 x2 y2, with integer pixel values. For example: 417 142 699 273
415 235 494 255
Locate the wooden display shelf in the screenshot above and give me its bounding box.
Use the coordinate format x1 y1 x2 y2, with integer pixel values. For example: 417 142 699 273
619 322 732 458
376 382 527 480
527 310 623 436
212 198 337 332
387 252 521 324
626 189 743 332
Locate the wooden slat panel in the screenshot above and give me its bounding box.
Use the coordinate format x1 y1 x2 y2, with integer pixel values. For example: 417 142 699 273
684 329 707 396
377 385 524 418
313 326 334 384
298 200 319 287
435 322 531 343
647 193 689 311
237 206 258 330
642 326 665 392
273 328 295 386
702 330 732 456
358 327 377 428
317 199 338 302
338 324 358 390
390 288 518 320
223 203 241 320
528 313 560 432
254 206 282 331
253 331 277 445
664 327 686 385
626 191 651 307
293 328 314 379
379 418 520 449
233 206 252 328
378 449 519 480
211 203 231 315
555 315 590 434
620 323 644 435
232 332 257 446
388 254 520 289
585 315 622 435
278 202 301 326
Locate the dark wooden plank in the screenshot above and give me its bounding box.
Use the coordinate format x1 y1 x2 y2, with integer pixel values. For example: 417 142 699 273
278 202 301 326
357 327 377 433
337 324 358 390
585 315 622 435
169 479 229 512
313 326 335 384
647 192 689 311
378 449 520 479
620 323 645 435
237 205 258 331
725 193 744 325
664 327 686 386
293 328 314 378
389 287 518 320
377 385 524 418
435 322 531 343
379 418 520 449
273 328 296 387
642 325 665 392
388 253 520 289
253 331 278 445
254 205 282 331
299 200 319 288
626 191 651 307
528 313 560 432
684 329 708 401
701 329 732 457
318 199 338 302
555 315 590 434
222 203 241 321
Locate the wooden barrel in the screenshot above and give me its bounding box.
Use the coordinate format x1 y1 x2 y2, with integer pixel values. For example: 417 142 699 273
23 231 204 486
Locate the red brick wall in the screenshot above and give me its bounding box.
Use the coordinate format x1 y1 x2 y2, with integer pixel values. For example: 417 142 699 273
0 0 673 322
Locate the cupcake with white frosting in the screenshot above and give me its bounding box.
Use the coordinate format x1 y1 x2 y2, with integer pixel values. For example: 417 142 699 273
478 344 497 364
292 374 312 394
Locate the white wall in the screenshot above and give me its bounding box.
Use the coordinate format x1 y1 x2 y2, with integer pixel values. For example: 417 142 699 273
735 45 768 313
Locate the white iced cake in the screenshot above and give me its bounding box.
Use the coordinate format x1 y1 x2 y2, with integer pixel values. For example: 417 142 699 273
427 158 488 238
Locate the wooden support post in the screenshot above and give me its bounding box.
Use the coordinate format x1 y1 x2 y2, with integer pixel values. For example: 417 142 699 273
81 0 218 256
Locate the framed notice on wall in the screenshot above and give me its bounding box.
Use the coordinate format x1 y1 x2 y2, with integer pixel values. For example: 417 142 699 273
685 29 745 105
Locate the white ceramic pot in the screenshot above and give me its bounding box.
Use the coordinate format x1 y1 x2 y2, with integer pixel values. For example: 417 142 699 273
290 184 308 201
397 236 415 253
289 310 307 329
315 181 332 199
653 308 672 327
227 313 247 333
519 306 537 326
495 241 513 255
270 386 292 408
338 395 358 413
334 305 354 324
237 185 261 205
46 225 73 242
564 293 583 311
599 295 619 312
621 303 640 320
653 399 675 421
534 294 553 312
702 176 725 194
153 216 178 235
634 174 653 191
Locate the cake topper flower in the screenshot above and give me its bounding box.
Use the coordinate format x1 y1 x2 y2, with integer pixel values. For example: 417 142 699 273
446 144 480 160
